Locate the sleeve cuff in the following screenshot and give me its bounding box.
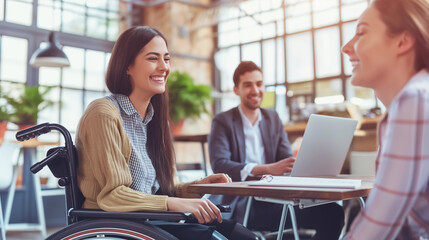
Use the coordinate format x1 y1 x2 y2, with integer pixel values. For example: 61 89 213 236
240 163 258 181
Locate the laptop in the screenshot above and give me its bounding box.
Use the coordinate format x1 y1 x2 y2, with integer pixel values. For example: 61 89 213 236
290 114 358 177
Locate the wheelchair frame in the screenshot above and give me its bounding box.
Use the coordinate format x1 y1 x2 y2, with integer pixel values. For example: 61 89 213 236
16 123 226 240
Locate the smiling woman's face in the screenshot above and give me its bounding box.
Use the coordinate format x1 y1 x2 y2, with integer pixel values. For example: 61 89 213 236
342 4 399 90
127 36 170 99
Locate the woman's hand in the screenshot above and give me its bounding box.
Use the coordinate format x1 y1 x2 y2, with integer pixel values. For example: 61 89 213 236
166 197 222 224
197 173 232 184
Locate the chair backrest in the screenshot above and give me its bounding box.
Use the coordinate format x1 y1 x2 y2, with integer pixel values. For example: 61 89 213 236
15 123 85 224
0 142 21 189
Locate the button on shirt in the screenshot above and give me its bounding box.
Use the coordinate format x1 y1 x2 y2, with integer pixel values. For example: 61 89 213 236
238 106 265 181
107 94 160 195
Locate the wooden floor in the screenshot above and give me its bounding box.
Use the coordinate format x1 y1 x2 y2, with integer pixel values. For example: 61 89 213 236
5 227 62 240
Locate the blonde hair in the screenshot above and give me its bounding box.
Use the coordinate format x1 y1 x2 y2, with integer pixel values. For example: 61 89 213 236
373 0 429 71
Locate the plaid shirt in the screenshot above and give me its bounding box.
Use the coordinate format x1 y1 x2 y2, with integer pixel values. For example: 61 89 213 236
107 94 160 195
345 69 429 240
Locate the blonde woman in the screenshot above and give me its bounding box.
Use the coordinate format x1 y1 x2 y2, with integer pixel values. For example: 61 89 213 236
342 0 429 239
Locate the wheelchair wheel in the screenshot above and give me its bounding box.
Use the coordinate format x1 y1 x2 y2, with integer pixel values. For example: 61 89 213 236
47 218 177 240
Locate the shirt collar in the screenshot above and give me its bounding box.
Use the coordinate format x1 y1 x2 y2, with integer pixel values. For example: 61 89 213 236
114 94 154 124
238 105 262 127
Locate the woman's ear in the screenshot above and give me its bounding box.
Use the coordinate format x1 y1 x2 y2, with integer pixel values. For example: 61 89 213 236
396 31 416 55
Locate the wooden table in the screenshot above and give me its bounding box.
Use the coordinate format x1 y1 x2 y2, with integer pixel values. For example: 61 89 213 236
189 175 373 240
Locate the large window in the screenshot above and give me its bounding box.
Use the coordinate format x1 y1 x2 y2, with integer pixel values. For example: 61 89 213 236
215 0 375 122
0 0 124 142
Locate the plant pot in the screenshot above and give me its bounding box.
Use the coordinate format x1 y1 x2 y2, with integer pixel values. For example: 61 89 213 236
18 124 35 131
170 119 185 136
0 121 7 139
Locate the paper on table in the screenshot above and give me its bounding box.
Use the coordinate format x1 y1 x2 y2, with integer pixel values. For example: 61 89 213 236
247 175 362 189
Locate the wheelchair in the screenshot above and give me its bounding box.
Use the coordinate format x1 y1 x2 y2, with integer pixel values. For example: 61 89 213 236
16 123 229 240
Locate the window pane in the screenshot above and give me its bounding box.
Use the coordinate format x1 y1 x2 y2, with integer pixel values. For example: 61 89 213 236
315 27 341 78
313 9 339 28
277 37 285 84
277 20 284 36
87 8 107 39
218 19 239 33
341 2 367 21
85 50 105 91
37 1 61 31
240 17 261 43
6 0 32 26
107 12 119 41
218 19 239 47
342 21 357 75
62 3 85 35
313 0 338 12
259 9 283 24
285 2 311 33
86 0 108 9
39 67 61 85
315 79 344 104
312 0 339 27
240 0 260 15
39 87 60 124
215 47 239 92
346 78 376 109
60 88 83 132
263 39 275 85
286 15 311 33
84 91 106 109
262 23 276 39
275 85 289 123
242 42 261 67
218 31 240 48
220 91 240 112
1 36 28 83
219 6 240 21
62 46 84 88
286 32 313 83
0 0 4 20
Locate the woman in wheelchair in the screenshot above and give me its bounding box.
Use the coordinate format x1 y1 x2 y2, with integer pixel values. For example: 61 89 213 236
75 26 257 240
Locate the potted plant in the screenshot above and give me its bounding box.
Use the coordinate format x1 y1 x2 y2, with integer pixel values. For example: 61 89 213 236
0 87 11 139
167 70 212 135
0 105 10 139
5 85 55 130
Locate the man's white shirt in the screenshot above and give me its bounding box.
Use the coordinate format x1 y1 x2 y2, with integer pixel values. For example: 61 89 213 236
238 106 265 181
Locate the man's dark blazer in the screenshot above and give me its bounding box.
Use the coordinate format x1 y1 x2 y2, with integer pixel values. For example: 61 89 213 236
208 107 293 223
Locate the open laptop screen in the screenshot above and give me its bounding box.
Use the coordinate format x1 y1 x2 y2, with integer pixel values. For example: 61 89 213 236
290 114 358 177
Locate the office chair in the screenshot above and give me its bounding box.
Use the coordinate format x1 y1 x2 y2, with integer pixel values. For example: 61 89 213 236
16 123 228 240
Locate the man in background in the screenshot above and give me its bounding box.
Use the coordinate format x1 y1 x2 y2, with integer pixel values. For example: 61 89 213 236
208 61 344 239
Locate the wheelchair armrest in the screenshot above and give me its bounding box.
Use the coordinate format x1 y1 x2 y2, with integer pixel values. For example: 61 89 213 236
69 208 195 222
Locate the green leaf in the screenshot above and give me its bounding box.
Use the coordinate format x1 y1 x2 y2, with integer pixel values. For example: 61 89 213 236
167 70 213 124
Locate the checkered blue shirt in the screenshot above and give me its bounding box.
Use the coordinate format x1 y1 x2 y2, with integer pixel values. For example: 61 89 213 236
107 94 160 194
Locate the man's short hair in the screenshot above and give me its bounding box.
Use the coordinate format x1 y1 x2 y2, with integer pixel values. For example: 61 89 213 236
233 61 262 87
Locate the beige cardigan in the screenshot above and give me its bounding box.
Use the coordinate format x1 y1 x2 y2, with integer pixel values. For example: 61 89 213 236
76 98 200 212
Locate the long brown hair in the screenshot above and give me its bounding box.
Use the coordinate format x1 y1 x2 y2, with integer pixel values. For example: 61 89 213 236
373 0 429 71
106 26 176 196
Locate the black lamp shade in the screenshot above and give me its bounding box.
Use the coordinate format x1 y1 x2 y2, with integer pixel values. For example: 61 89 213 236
30 32 70 68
